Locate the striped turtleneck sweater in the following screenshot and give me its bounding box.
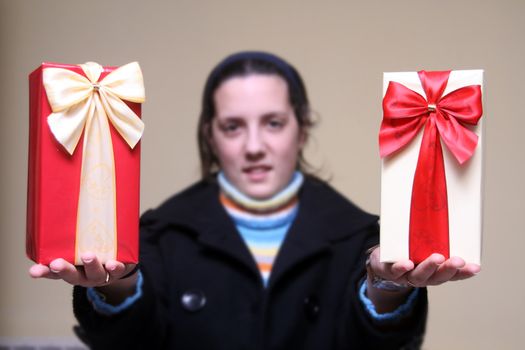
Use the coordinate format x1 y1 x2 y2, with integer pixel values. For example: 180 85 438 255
218 172 304 286
89 171 419 323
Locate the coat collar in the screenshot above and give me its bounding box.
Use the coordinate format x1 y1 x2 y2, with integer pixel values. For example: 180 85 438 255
143 177 378 289
147 180 262 280
266 178 378 288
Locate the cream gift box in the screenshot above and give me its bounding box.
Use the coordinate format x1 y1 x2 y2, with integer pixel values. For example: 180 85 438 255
379 70 484 265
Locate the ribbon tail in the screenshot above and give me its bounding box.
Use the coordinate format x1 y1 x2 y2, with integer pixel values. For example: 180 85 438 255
99 89 144 149
409 118 450 264
74 94 117 264
435 111 479 164
379 116 427 158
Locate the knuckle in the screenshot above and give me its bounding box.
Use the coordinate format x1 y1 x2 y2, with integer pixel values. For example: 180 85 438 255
409 276 424 285
427 279 443 286
407 274 427 287
409 281 424 288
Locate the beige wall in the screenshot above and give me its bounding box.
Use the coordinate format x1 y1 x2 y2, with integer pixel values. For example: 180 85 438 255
1 0 523 348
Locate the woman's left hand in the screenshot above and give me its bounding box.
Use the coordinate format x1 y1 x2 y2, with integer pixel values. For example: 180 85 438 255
368 246 481 288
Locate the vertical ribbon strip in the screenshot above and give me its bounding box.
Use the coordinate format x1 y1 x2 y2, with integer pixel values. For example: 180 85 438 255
379 71 482 263
43 62 145 264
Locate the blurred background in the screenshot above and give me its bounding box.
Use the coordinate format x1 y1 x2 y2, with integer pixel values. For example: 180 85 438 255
1 0 523 348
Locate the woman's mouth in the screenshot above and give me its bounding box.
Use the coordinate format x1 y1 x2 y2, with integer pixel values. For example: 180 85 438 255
243 165 272 181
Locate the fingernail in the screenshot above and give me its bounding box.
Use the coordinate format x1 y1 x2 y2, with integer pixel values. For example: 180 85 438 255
81 252 95 264
50 268 60 273
107 265 116 271
434 254 446 263
81 254 94 263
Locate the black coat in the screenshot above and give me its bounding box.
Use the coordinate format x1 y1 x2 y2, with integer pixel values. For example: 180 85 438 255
73 177 427 349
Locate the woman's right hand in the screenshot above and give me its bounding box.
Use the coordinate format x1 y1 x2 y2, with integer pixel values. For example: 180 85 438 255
29 252 138 304
29 252 134 287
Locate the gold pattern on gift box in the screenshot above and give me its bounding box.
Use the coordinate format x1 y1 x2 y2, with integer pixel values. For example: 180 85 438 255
43 61 145 265
83 163 113 200
78 220 113 254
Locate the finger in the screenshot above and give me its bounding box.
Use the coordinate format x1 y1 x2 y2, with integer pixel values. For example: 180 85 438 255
450 263 481 281
81 253 108 285
49 258 85 285
29 264 61 280
105 260 126 279
426 257 465 285
367 247 393 277
389 260 415 280
405 254 445 287
368 247 414 281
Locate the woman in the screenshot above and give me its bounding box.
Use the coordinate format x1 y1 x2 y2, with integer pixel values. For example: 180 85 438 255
30 51 480 349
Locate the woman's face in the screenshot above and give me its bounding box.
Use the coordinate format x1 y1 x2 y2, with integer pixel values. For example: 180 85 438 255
209 74 305 199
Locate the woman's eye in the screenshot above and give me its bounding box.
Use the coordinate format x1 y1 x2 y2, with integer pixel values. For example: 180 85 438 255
221 122 240 134
267 119 284 129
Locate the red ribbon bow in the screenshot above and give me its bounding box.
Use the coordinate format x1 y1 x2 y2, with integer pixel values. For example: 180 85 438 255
379 70 482 263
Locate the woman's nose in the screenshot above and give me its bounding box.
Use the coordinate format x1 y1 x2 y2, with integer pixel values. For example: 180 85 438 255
245 128 264 156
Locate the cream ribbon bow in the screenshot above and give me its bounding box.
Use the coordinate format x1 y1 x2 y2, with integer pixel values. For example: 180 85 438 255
43 62 145 264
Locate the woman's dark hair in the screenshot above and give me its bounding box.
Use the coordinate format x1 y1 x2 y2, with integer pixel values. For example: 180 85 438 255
197 51 314 179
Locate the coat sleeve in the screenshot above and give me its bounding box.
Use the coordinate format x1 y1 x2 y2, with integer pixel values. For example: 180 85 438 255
337 223 428 350
72 210 171 349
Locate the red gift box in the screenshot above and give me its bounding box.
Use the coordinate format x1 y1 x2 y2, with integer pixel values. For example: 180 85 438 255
27 62 144 265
